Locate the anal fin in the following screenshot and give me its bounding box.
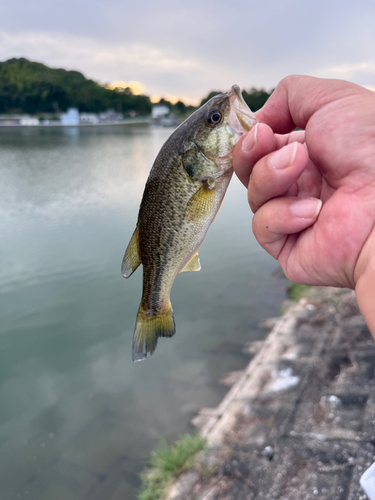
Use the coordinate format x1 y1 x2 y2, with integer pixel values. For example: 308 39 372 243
122 226 141 278
180 251 201 273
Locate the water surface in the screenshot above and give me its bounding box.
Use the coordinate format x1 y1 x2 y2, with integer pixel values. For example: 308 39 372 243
0 125 286 500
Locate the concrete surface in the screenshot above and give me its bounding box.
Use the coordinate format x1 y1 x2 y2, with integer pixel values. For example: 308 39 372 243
166 288 375 500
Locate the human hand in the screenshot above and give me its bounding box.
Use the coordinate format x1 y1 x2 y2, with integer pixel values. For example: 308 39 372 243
233 76 375 331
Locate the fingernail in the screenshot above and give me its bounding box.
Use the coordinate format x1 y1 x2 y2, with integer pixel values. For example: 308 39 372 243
291 198 322 218
242 123 258 153
269 142 298 170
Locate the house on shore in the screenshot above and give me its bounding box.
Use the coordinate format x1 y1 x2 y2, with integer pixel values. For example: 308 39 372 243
61 108 79 126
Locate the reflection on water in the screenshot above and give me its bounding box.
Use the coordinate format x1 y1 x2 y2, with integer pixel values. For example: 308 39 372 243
0 125 286 500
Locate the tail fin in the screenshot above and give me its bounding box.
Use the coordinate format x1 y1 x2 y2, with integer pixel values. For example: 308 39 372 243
132 304 175 362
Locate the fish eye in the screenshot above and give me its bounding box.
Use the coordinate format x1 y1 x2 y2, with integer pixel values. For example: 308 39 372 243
207 109 223 126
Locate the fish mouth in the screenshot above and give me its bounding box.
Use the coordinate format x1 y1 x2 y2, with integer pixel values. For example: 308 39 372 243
227 84 258 136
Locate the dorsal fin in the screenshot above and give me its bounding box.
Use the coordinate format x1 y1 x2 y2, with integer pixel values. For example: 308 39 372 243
121 226 141 278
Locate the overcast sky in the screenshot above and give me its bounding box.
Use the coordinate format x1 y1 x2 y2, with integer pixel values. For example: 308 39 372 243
1 0 374 103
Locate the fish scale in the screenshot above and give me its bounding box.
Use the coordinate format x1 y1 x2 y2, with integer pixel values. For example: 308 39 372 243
122 85 257 361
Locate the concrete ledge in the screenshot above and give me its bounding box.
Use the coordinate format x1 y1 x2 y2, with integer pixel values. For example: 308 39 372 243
166 288 375 500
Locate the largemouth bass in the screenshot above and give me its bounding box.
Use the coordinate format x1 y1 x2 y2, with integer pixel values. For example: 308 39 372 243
122 85 257 361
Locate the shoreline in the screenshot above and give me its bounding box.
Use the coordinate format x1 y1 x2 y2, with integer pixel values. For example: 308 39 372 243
164 287 375 500
0 118 150 129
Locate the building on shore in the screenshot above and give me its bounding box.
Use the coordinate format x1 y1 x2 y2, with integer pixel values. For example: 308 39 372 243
0 108 141 127
79 113 99 125
0 114 39 126
151 104 179 127
98 110 124 122
19 116 39 126
151 104 170 119
60 108 79 126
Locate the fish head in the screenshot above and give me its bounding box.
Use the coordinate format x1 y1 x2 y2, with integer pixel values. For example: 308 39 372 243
191 85 258 164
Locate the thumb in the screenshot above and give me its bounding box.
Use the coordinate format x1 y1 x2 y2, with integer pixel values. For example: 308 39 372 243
256 75 366 134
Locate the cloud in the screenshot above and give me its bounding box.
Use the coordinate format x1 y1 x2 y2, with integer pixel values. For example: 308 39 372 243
0 31 201 74
1 1 375 101
314 60 375 89
0 30 205 101
328 62 375 75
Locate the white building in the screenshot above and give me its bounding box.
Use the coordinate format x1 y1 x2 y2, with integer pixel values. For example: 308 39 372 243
61 108 79 126
151 104 170 119
99 110 123 122
79 113 99 124
19 116 39 126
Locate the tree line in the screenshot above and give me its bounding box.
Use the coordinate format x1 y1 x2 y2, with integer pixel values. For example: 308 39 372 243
0 58 152 115
199 88 272 112
0 58 271 116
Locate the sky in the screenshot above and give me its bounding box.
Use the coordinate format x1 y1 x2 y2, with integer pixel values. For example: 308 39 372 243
1 0 374 104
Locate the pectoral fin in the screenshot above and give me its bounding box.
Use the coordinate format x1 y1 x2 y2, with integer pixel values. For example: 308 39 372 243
121 226 141 278
185 184 216 223
180 251 201 273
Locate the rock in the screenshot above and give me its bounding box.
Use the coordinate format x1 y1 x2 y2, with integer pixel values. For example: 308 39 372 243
259 317 280 331
243 340 265 355
220 371 245 387
165 470 200 500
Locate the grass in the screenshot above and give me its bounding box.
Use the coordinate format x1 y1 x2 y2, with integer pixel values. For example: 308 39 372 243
286 282 312 301
138 434 206 500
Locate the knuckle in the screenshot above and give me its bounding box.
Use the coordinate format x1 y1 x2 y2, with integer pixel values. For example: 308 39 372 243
248 181 262 214
249 201 259 214
248 192 259 214
279 74 299 89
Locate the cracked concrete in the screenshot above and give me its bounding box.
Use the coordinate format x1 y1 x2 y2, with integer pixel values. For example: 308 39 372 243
166 288 375 500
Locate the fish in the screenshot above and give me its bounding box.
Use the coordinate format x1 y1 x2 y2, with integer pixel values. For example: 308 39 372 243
122 85 257 361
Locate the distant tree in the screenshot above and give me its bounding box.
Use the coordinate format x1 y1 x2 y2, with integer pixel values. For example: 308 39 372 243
0 58 272 117
199 91 221 107
0 58 152 115
173 100 186 115
199 88 272 111
242 88 272 111
186 105 196 114
112 86 133 95
156 98 173 110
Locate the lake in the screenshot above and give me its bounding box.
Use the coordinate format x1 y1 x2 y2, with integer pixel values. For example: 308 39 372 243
0 124 287 500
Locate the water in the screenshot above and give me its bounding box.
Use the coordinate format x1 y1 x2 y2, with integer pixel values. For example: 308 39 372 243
0 125 286 500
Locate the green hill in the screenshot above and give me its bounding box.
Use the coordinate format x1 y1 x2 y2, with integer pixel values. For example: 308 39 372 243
0 58 152 115
0 57 271 116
